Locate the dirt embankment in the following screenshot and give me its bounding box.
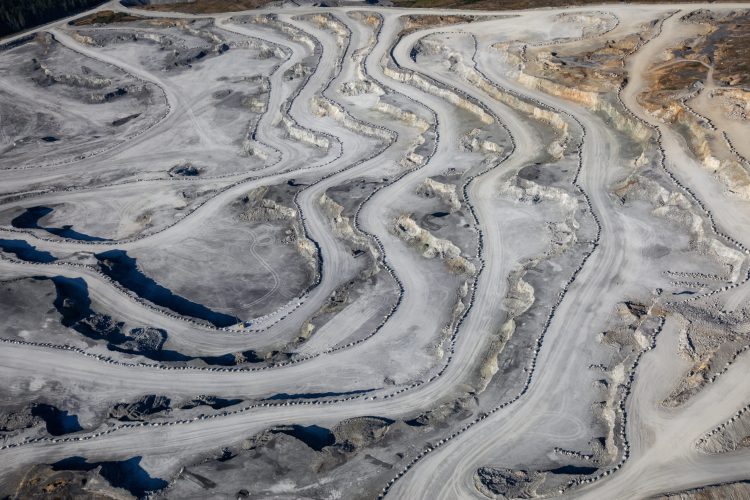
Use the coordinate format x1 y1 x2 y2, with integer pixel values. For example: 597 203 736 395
654 481 750 500
514 17 659 141
638 10 750 197
392 214 476 275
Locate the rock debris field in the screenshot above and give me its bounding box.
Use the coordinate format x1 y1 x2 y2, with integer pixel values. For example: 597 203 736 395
2 1 750 498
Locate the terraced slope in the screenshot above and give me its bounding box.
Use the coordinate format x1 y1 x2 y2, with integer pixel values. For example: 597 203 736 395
1 2 750 499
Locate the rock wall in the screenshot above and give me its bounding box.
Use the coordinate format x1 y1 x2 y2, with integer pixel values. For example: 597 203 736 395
392 214 475 275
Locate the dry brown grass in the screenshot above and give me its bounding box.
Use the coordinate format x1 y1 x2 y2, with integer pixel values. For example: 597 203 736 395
650 11 750 89
391 0 734 10
72 10 143 25
139 0 272 14
652 60 708 92
710 13 750 86
398 13 480 36
637 59 708 112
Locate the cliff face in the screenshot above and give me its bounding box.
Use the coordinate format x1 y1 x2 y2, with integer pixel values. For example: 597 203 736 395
509 18 662 144
516 72 652 142
238 186 318 279
383 64 495 125
392 215 476 275
374 101 430 132
311 96 393 141
341 12 384 96
318 193 376 264
417 177 461 212
517 71 599 107
521 19 656 94
281 116 330 149
415 35 569 158
637 11 750 199
614 171 745 281
639 94 750 198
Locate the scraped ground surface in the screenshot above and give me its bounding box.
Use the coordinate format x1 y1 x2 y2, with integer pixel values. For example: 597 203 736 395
2 1 750 499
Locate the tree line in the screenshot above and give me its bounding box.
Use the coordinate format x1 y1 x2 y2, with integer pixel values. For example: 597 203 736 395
0 0 106 37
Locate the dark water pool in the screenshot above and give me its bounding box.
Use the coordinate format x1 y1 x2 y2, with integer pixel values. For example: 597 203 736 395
0 239 56 263
31 404 83 436
52 456 167 497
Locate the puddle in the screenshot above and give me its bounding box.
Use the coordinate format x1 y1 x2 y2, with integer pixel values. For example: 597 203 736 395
51 456 167 497
31 403 83 436
548 465 599 475
46 276 258 365
0 239 56 263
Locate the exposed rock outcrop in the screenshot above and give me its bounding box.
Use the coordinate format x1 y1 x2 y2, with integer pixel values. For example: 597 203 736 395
311 96 393 140
654 481 750 500
474 467 544 499
109 394 171 421
382 63 494 125
374 100 430 132
416 177 461 212
12 464 135 500
613 173 745 281
0 407 42 433
392 214 475 274
318 193 378 267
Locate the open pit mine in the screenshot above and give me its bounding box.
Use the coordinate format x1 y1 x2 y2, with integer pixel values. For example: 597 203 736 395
2 0 750 498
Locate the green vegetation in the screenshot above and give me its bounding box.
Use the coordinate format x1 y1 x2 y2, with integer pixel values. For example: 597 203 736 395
73 10 143 26
139 0 272 14
0 0 105 37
